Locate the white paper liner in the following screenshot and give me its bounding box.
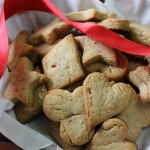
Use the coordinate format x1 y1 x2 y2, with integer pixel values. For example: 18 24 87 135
0 0 150 149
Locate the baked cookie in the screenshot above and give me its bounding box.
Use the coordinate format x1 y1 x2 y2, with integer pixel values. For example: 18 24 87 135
60 114 94 145
128 66 150 103
86 118 137 150
29 22 72 46
8 30 37 71
98 18 130 37
4 57 45 106
85 51 128 81
75 35 117 66
129 22 150 46
83 72 136 128
117 93 150 141
43 86 85 121
32 17 62 33
43 86 95 145
49 121 82 150
42 34 85 90
35 39 61 57
67 8 116 22
14 84 47 124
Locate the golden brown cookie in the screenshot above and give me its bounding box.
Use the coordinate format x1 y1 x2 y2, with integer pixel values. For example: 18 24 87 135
117 93 150 141
33 17 62 33
128 66 150 103
43 86 95 145
98 18 130 37
8 30 37 71
83 72 136 128
43 86 85 121
67 9 116 22
34 39 61 57
42 34 85 90
4 57 45 106
99 18 130 31
85 51 128 81
86 118 137 150
49 121 82 150
129 22 150 46
28 22 72 46
14 84 47 124
75 35 117 67
60 114 95 145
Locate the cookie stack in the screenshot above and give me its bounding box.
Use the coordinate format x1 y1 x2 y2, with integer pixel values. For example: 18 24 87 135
4 8 150 150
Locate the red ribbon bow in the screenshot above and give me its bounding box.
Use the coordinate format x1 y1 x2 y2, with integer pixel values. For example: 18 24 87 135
0 0 150 78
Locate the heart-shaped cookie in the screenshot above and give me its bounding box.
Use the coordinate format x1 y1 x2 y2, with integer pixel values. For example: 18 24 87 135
83 72 135 128
43 86 95 145
86 118 137 150
43 86 85 121
60 114 95 145
49 121 83 150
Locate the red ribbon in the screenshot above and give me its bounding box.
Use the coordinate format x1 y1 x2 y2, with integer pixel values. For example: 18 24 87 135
1 0 150 78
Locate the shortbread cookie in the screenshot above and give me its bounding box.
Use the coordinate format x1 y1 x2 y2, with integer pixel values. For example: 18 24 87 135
99 18 130 31
35 39 61 57
8 30 37 70
43 86 85 121
43 86 95 145
128 66 150 103
98 18 130 37
85 51 128 81
60 114 95 145
42 34 85 90
49 121 82 150
67 9 116 22
86 118 137 150
33 17 62 33
75 35 117 66
4 57 45 106
129 22 150 46
83 72 136 128
29 22 72 46
117 94 150 141
14 84 47 124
